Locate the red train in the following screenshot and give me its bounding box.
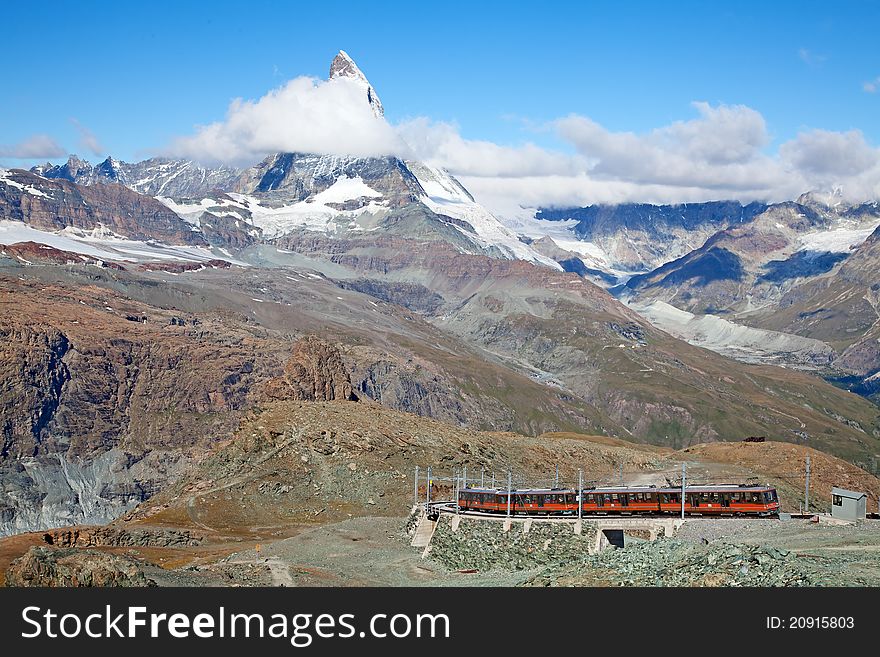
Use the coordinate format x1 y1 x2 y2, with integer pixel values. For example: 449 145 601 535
457 484 779 517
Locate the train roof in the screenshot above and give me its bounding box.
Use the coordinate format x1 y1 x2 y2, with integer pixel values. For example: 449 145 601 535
461 484 774 494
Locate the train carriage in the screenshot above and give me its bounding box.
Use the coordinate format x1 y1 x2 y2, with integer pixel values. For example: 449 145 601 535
457 484 778 517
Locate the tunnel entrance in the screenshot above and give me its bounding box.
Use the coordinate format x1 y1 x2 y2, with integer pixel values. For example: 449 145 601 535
602 529 625 548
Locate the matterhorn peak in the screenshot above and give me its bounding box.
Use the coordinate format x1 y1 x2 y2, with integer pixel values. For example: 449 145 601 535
328 50 384 118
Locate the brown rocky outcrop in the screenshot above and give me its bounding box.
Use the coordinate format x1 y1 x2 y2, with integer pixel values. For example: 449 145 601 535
264 336 357 402
6 546 156 587
0 241 126 269
0 169 207 246
43 527 203 548
137 258 231 273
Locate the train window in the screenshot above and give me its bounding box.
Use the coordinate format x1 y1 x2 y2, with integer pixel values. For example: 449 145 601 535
833 495 842 506
611 494 618 502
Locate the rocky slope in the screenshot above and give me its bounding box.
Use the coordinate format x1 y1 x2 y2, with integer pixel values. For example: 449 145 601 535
534 200 767 273
276 230 880 461
617 198 880 375
4 402 877 587
22 52 554 268
732 222 880 403
1 168 208 245
6 545 155 586
625 199 880 316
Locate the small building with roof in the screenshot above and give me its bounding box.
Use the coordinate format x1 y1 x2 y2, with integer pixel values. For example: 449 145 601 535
831 487 867 521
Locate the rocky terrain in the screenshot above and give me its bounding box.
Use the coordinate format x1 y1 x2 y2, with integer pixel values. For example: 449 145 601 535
535 200 767 273
3 214 880 535
623 198 880 317
7 545 156 587
0 168 208 245
3 405 877 586
33 155 241 198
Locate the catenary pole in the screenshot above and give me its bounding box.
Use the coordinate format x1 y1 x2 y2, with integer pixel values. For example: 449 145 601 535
426 466 431 508
681 462 686 520
414 466 419 506
578 468 583 520
805 457 811 514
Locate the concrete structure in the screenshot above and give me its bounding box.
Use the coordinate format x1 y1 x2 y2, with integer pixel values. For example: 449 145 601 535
421 504 682 555
831 487 867 521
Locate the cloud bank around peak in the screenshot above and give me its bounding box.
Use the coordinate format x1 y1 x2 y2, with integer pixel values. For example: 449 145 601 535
166 76 408 165
164 74 880 215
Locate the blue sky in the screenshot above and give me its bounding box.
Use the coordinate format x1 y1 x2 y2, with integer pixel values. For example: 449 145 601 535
2 0 879 208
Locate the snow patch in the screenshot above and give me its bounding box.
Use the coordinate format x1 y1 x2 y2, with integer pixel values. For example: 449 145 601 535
797 222 880 253
407 161 560 269
0 169 52 198
312 176 381 204
0 220 245 265
629 299 834 367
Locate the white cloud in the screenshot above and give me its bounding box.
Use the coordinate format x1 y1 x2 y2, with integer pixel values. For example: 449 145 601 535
70 119 104 157
164 71 880 214
779 129 879 177
166 76 406 165
397 117 584 178
426 105 880 212
0 134 66 159
798 48 827 65
553 102 777 190
864 77 880 93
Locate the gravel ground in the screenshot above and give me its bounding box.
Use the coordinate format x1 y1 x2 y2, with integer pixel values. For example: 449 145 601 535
144 515 880 587
216 516 533 587
530 517 880 587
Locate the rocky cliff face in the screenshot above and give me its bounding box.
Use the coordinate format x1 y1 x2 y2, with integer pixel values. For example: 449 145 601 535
329 49 384 118
232 152 423 206
264 336 357 402
536 200 767 272
1 169 208 246
0 275 284 535
6 546 155 587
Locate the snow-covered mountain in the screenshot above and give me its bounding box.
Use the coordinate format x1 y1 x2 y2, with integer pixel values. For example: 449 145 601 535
329 50 384 118
20 51 557 269
34 155 241 197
